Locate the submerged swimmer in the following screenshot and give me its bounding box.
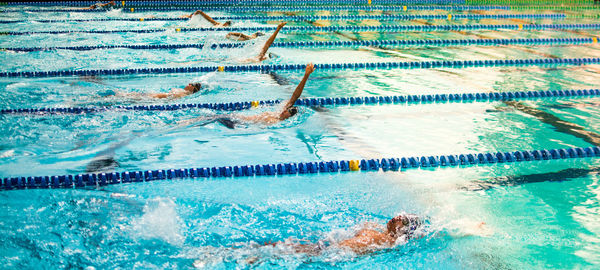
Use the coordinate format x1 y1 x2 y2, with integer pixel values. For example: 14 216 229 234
181 10 231 27
105 83 202 99
81 1 115 10
181 63 314 128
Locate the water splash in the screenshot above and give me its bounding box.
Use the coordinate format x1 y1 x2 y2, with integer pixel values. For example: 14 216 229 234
130 197 186 246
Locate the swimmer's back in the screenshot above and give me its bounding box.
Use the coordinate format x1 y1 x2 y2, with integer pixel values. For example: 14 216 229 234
337 229 394 254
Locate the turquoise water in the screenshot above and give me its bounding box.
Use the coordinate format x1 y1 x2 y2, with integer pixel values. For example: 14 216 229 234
1 5 600 269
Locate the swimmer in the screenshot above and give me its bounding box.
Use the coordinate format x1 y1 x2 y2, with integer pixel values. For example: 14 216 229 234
181 10 231 27
81 1 115 10
173 22 286 65
226 31 265 41
242 22 286 63
105 83 202 100
193 214 422 267
268 214 423 255
180 63 314 128
179 63 312 128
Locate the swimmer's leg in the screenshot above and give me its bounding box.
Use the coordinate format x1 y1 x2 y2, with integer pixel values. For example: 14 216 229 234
86 136 133 173
216 118 236 129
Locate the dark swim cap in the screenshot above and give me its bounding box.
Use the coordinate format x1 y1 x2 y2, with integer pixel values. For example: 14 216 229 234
190 83 202 93
388 214 421 238
255 32 265 37
288 106 298 116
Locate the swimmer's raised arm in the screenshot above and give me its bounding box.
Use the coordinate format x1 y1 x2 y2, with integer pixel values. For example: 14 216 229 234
99 1 115 8
256 22 286 61
283 63 315 110
195 10 218 25
191 10 231 27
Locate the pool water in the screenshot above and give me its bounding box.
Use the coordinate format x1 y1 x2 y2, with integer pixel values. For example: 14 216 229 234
1 3 600 269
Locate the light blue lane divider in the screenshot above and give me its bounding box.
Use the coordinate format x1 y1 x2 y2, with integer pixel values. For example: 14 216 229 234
0 5 510 13
2 22 590 36
1 146 597 190
1 57 598 79
1 89 597 115
2 37 595 52
0 13 555 23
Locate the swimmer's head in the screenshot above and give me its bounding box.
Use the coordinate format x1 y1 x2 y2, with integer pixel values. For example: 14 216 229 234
223 21 232 27
387 214 421 238
185 83 202 94
279 106 298 120
254 32 265 37
288 106 298 116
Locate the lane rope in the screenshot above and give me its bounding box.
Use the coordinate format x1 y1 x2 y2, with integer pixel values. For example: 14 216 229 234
2 37 595 52
2 146 598 190
3 22 592 36
1 89 598 115
4 0 466 5
0 13 561 23
1 57 598 78
0 5 511 13
5 5 598 12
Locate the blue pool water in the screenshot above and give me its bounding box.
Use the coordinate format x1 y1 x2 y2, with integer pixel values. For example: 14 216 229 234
1 3 600 269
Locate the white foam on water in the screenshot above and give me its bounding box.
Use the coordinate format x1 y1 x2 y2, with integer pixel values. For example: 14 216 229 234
0 150 15 158
131 197 186 246
105 8 123 17
185 16 214 28
6 82 30 90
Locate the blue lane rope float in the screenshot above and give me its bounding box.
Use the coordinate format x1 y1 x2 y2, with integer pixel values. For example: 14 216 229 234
2 37 595 52
1 88 598 115
0 13 564 24
0 57 598 79
0 5 511 13
0 1 469 7
1 22 591 36
1 146 598 190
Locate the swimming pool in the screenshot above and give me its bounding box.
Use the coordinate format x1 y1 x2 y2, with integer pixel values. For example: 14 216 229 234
1 1 600 268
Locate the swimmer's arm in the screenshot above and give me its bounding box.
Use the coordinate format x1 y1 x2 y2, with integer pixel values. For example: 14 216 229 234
177 117 202 126
233 114 257 122
177 115 215 126
283 63 315 110
168 88 190 99
226 32 252 41
257 22 286 60
196 10 220 26
99 1 114 8
148 93 169 99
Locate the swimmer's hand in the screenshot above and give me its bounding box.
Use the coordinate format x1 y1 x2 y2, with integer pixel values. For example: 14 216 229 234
451 220 493 237
305 63 315 75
